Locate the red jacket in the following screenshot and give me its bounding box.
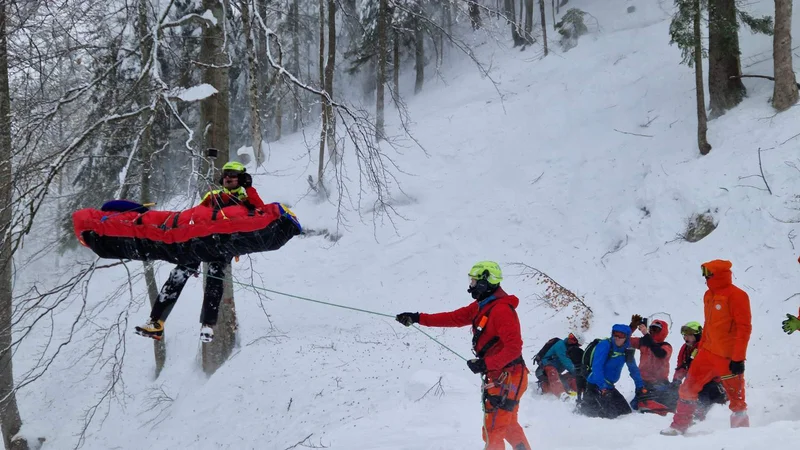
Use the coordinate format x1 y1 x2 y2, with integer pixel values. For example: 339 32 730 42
673 343 696 382
419 288 523 376
630 319 672 383
673 342 722 385
200 186 266 210
699 260 752 361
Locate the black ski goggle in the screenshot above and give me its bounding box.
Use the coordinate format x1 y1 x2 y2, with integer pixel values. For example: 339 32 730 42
222 170 241 179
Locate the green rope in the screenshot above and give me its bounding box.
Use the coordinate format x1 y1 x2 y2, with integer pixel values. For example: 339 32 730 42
195 266 469 361
410 324 469 362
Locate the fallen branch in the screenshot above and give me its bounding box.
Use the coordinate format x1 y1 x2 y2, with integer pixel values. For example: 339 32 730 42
601 235 629 268
732 74 800 89
613 128 653 138
783 293 800 303
758 147 772 195
416 376 445 402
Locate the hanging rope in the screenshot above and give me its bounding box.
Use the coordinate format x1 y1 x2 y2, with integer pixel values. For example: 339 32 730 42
188 264 469 361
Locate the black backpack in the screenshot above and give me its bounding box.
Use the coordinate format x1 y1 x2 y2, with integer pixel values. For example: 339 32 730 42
576 338 609 398
533 337 561 365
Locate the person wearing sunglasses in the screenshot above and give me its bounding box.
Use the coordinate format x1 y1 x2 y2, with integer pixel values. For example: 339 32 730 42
671 321 727 422
662 260 751 436
576 324 645 419
395 261 531 450
135 161 266 343
199 161 265 210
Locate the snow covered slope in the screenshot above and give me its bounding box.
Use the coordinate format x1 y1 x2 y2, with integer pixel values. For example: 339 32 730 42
16 0 800 448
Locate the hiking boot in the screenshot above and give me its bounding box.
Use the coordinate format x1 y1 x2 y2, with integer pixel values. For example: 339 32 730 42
730 411 749 428
659 426 684 436
560 391 577 403
200 325 214 343
135 319 164 340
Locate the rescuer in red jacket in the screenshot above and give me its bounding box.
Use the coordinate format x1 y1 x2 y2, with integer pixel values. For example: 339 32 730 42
396 261 531 450
135 161 264 343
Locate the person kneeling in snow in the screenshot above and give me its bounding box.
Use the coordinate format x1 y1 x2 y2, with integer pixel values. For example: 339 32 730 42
671 321 727 422
576 324 645 419
534 333 581 400
395 261 531 450
628 315 674 415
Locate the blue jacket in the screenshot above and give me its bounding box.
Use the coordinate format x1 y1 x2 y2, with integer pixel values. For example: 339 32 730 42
586 324 644 390
541 338 576 374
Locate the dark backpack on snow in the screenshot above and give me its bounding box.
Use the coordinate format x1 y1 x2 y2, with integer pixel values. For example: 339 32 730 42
576 338 609 398
533 337 561 365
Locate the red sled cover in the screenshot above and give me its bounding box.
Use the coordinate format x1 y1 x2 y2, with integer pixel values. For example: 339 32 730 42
73 202 301 264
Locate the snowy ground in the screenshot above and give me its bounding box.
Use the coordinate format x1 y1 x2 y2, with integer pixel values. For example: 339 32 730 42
14 0 800 448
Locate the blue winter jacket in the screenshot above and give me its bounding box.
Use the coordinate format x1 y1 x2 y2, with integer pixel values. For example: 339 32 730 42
541 338 576 374
586 324 644 391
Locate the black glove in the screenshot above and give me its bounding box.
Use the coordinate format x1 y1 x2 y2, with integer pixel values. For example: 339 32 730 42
630 314 643 331
395 312 419 327
238 172 253 188
729 360 745 375
635 387 649 399
467 358 487 374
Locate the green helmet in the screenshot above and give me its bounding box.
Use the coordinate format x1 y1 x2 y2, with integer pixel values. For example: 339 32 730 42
222 161 246 173
468 261 503 285
680 321 702 336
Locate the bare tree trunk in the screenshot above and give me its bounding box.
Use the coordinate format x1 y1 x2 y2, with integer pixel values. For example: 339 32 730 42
707 0 745 118
445 0 453 37
241 0 264 164
202 263 237 374
342 0 359 47
469 2 482 29
414 4 424 94
524 0 534 44
199 0 236 374
694 0 712 155
256 0 270 141
318 0 327 185
393 27 400 97
505 0 523 46
291 0 301 133
376 0 387 142
274 27 285 140
137 0 167 380
552 0 556 29
539 0 548 55
0 2 28 448
325 0 336 160
773 0 798 111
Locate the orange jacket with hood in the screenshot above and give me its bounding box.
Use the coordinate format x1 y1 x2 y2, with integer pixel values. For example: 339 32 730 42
699 260 752 362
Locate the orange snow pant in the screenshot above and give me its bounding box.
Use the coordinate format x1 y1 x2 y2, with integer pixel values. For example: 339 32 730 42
482 364 531 450
671 348 746 430
541 365 577 397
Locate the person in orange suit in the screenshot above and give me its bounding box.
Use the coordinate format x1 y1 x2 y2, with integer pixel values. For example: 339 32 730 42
661 260 752 435
396 261 531 450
